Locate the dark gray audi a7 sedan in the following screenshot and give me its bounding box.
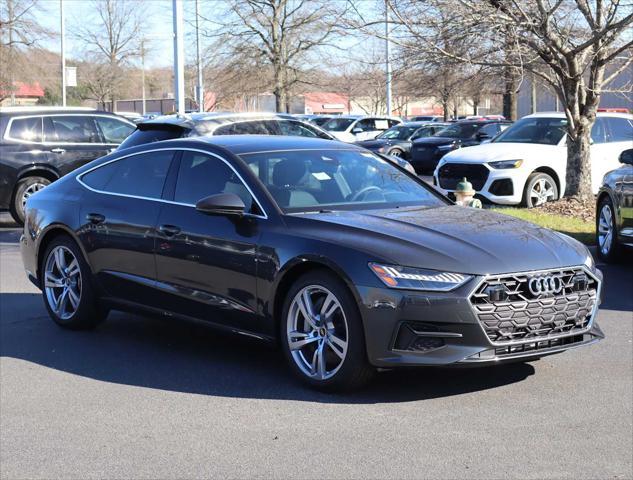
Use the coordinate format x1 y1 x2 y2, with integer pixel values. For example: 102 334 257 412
20 136 603 391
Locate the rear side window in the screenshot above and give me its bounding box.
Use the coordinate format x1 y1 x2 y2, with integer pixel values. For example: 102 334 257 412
590 118 608 144
81 151 174 199
43 115 101 143
214 120 278 135
605 117 633 142
117 127 185 150
7 117 42 142
95 116 135 143
277 120 318 138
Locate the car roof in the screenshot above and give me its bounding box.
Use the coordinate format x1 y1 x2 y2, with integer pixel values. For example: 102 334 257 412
523 111 633 119
0 107 111 117
399 121 447 127
174 134 361 156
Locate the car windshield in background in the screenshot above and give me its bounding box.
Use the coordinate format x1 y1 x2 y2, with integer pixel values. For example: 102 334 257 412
493 117 567 145
377 126 419 140
434 123 479 138
239 149 445 212
322 118 355 131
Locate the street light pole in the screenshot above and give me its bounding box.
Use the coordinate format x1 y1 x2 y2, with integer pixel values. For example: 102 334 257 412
140 39 146 115
195 0 204 112
385 0 392 116
172 0 185 115
60 0 66 106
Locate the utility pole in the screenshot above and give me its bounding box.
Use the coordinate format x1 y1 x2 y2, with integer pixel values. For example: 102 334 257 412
140 39 146 115
60 0 66 106
530 73 537 114
8 0 15 106
172 0 185 115
384 0 392 116
195 0 204 112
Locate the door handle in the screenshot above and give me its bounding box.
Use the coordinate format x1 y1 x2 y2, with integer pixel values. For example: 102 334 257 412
50 148 66 154
158 224 181 237
86 213 105 224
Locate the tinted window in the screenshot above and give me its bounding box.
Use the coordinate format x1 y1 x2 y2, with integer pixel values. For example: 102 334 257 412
322 118 355 132
605 117 633 142
239 149 445 212
494 117 567 145
117 127 185 150
277 120 318 137
591 118 608 144
214 120 277 135
43 115 101 143
379 126 419 140
174 151 254 210
355 119 375 131
95 116 135 143
434 123 479 139
8 117 42 142
82 151 173 198
479 123 499 137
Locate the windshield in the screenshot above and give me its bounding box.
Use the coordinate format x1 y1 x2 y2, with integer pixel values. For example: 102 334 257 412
240 149 445 212
377 125 419 140
434 123 479 138
493 117 567 145
322 118 356 132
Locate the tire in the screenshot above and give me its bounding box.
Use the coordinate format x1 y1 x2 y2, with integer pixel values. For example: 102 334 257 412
522 172 559 208
280 270 375 391
10 176 51 225
596 195 621 263
41 235 107 330
387 147 404 158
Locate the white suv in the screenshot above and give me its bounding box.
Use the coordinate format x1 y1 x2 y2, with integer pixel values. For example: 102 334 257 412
321 115 401 142
434 112 633 207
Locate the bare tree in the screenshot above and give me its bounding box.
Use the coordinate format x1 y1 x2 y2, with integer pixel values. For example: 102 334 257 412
387 0 633 201
199 0 345 112
71 0 143 109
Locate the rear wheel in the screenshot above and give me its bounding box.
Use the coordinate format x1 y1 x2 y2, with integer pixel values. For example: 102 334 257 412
522 172 558 208
41 236 107 329
280 271 374 391
596 196 621 262
387 147 404 158
10 176 51 225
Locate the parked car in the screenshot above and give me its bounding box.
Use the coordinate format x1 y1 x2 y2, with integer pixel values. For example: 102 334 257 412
408 115 443 122
21 135 603 391
0 107 136 224
596 148 633 262
309 115 338 127
355 122 449 159
409 119 512 174
320 115 402 142
118 112 335 150
114 111 145 124
435 112 633 207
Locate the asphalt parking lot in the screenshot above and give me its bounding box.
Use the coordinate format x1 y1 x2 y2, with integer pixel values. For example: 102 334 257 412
1 213 632 479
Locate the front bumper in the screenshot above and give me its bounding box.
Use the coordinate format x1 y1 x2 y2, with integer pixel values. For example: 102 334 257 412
356 267 603 368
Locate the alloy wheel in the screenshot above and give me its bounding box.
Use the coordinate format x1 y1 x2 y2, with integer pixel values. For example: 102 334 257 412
529 178 556 206
286 285 348 380
44 246 82 320
598 203 614 255
389 149 403 157
21 182 48 208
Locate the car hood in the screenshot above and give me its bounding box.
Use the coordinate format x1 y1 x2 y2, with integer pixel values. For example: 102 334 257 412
413 137 457 146
356 139 391 148
289 205 589 276
442 142 561 164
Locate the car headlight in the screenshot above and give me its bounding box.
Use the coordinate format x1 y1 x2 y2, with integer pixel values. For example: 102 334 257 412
584 253 595 270
369 263 473 291
488 159 523 169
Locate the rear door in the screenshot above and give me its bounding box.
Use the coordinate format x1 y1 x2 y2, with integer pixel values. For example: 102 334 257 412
77 149 175 303
43 114 113 175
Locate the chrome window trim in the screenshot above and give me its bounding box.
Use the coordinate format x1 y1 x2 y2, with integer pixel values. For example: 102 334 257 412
76 147 269 219
467 265 601 347
3 114 135 146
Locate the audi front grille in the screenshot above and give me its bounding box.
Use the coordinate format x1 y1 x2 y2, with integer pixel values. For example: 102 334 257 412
438 163 489 190
469 267 599 345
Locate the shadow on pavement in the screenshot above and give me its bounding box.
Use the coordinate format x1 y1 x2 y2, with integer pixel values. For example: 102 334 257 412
0 292 535 403
596 257 633 312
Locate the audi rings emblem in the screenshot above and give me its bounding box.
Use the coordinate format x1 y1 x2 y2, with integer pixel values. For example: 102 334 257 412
528 275 563 296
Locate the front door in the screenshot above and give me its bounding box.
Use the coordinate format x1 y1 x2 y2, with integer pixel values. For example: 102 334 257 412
154 150 262 332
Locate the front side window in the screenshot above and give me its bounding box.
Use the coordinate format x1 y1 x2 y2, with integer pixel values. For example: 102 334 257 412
605 117 633 142
591 118 608 144
277 120 319 138
95 116 135 143
81 150 173 199
240 149 446 212
493 117 568 145
434 123 479 139
43 115 101 143
322 118 356 132
174 151 254 210
8 117 42 142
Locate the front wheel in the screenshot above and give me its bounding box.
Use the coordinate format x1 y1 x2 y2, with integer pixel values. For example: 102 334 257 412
387 147 404 158
41 236 107 329
10 176 51 225
596 196 621 262
280 271 374 391
522 172 558 208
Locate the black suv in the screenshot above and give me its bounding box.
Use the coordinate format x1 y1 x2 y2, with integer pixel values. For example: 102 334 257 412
0 107 135 223
409 120 512 174
117 112 334 150
355 122 448 159
596 148 633 262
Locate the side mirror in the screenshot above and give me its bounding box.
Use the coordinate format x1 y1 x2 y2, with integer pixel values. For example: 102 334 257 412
195 193 246 216
352 127 363 134
620 148 633 165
